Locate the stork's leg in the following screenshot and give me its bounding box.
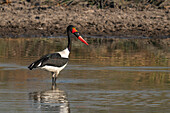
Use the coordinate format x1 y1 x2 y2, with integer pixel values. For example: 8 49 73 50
52 72 56 84
51 81 56 90
54 73 58 83
52 72 58 84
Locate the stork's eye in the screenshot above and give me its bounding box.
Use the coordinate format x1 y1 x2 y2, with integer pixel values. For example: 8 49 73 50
74 32 80 37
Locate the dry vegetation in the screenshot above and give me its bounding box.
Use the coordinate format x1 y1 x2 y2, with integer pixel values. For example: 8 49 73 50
0 0 169 37
1 0 169 8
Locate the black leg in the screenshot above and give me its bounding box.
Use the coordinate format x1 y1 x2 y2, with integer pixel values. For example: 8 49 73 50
52 72 59 84
52 72 55 83
51 81 56 90
54 75 57 83
52 76 55 83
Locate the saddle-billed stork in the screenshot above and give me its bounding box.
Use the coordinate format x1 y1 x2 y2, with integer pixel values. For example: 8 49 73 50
28 25 88 83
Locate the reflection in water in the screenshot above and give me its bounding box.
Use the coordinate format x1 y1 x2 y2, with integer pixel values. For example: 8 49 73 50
29 83 70 113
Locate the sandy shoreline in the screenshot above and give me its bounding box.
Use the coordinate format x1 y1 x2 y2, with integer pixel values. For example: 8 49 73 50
0 1 169 38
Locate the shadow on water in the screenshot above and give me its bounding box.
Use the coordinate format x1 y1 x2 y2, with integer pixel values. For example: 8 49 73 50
29 83 70 113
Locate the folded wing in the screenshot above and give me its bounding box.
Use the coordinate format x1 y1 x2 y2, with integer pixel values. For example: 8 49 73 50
28 53 68 70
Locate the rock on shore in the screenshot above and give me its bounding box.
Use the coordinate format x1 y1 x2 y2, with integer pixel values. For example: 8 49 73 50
0 1 169 38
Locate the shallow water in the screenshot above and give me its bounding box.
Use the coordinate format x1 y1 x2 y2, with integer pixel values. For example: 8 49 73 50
0 38 169 113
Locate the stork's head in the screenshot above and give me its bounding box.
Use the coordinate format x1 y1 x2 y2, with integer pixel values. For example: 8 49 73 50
67 25 88 45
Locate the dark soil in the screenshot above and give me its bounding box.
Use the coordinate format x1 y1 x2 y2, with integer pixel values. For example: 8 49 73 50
0 1 169 38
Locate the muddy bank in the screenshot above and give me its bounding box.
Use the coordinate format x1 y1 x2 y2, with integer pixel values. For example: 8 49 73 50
0 1 169 38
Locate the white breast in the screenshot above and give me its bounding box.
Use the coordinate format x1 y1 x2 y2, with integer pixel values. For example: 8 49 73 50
41 63 68 73
57 48 70 58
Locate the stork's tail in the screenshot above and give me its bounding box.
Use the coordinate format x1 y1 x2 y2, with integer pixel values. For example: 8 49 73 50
28 62 35 70
28 59 42 70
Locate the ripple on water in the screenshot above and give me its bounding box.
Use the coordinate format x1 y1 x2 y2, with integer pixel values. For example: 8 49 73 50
0 63 27 70
0 63 169 73
66 65 170 72
69 90 170 107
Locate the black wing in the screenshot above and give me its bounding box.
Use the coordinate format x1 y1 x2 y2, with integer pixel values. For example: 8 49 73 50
28 53 68 70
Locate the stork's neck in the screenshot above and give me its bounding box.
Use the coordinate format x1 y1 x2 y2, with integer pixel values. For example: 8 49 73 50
67 28 71 51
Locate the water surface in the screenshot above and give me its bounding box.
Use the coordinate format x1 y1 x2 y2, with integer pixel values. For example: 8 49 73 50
0 38 169 113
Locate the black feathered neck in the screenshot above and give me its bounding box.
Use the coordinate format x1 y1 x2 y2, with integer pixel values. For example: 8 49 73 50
67 25 74 51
